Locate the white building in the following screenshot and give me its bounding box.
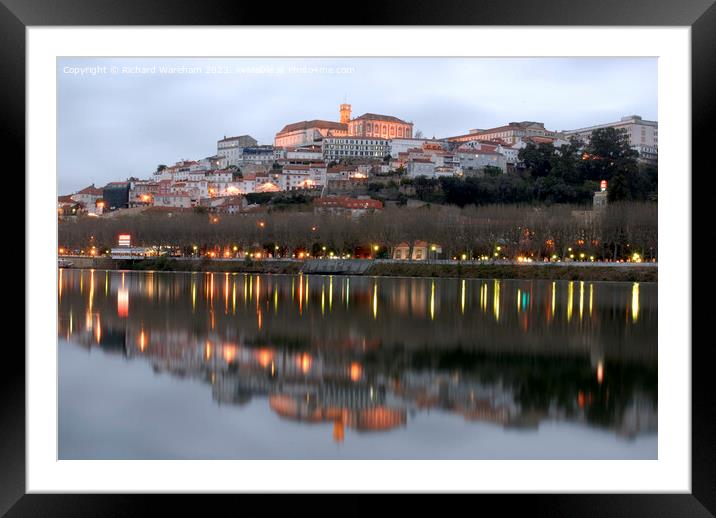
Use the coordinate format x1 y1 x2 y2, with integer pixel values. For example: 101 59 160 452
153 193 193 208
322 136 389 162
285 145 324 163
199 155 228 170
239 146 276 166
217 135 258 166
279 164 327 190
456 149 507 173
406 159 436 178
389 138 445 157
562 115 658 164
71 184 104 206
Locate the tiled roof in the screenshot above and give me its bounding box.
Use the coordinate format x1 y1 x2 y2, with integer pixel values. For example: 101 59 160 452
278 120 348 134
76 185 103 196
352 113 411 125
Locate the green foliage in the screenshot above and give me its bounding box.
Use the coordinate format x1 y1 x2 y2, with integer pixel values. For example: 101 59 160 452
439 175 533 207
508 129 654 205
413 177 442 202
483 165 503 177
245 192 275 205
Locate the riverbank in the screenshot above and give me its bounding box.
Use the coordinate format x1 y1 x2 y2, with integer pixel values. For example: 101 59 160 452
365 262 657 282
119 257 304 274
61 256 657 282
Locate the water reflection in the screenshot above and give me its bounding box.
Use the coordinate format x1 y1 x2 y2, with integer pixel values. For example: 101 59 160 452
58 270 657 458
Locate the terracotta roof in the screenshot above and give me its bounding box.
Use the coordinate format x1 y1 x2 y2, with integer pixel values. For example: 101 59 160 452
277 120 347 134
76 185 103 196
352 113 411 125
218 135 255 142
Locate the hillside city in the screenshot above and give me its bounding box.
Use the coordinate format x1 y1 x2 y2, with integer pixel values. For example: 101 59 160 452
58 104 658 263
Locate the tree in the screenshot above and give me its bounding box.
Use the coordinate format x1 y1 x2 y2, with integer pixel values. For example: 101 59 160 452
607 173 630 202
581 127 639 182
483 165 503 177
519 142 554 178
156 164 167 173
549 140 583 185
414 129 424 139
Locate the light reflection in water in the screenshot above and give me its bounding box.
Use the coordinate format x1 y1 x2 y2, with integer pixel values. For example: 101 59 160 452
58 270 657 458
117 286 129 318
321 284 325 315
191 278 196 312
329 276 333 312
461 279 466 315
430 280 435 320
95 313 101 344
373 280 378 320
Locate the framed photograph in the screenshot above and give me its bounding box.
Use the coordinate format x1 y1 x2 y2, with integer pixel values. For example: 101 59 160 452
7 0 712 512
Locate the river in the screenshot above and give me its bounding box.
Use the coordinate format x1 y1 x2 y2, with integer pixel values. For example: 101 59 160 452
58 269 657 459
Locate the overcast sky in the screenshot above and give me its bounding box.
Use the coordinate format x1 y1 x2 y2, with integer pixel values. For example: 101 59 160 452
58 57 657 193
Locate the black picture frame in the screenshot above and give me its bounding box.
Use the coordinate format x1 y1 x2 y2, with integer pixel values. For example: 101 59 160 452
5 0 711 512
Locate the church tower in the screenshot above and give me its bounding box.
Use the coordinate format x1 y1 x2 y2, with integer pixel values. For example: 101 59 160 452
339 103 352 124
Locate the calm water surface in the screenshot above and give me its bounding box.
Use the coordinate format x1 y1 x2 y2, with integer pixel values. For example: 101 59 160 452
58 269 657 459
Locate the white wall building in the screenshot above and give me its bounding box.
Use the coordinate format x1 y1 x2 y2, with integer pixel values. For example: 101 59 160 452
406 159 436 178
153 193 193 208
389 138 445 157
457 149 507 173
217 135 258 166
562 115 658 164
322 136 389 162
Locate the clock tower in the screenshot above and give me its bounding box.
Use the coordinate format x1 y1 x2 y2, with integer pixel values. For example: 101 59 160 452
339 103 351 124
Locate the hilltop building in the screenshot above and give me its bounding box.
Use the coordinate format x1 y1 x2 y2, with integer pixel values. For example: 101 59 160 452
217 135 258 166
562 115 658 164
447 121 560 145
275 104 413 148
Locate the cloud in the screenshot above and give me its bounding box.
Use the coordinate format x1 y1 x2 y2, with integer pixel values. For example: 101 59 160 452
57 57 657 193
